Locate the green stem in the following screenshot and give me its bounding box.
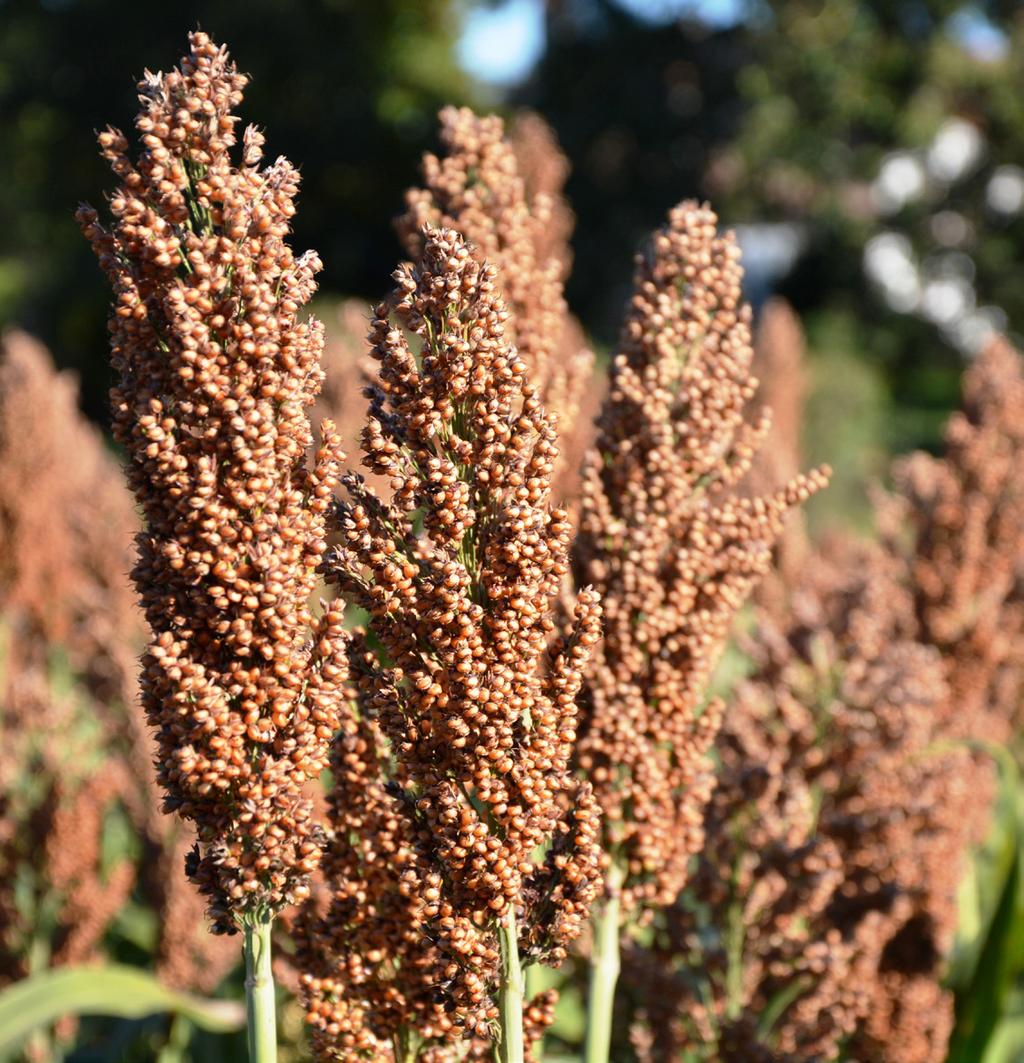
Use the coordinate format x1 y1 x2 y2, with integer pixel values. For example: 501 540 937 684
524 962 544 1063
496 905 526 1063
394 1026 423 1063
243 913 277 1063
724 896 746 1021
157 1013 193 1063
584 865 624 1063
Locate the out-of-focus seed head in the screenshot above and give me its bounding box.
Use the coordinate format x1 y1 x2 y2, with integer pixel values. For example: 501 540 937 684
626 533 989 1063
886 335 1024 743
746 297 812 603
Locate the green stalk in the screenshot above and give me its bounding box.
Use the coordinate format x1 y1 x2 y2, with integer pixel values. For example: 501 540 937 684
496 905 525 1063
242 913 277 1063
583 864 624 1063
524 962 544 1063
156 1014 192 1063
394 1026 423 1063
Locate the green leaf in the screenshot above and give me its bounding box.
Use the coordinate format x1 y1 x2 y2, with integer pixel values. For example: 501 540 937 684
948 849 1024 1062
758 975 811 1041
981 1017 1024 1063
948 747 1024 1062
949 746 1020 989
0 965 245 1057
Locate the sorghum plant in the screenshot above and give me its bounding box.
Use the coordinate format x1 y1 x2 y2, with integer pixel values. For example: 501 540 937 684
630 335 1013 1063
764 538 987 1063
0 333 141 999
299 227 602 1061
569 201 828 1062
626 536 965 1061
626 693 864 1063
78 32 349 1059
0 660 136 1000
294 686 456 1061
0 331 140 714
0 313 137 992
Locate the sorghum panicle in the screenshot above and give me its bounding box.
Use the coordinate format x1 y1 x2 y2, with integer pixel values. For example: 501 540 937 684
294 678 457 1058
77 31 349 932
0 334 135 986
0 333 238 993
507 112 575 275
0 331 139 709
572 201 828 913
398 107 596 499
887 335 1024 741
685 536 989 1063
626 574 872 1061
654 329 1017 1062
308 226 602 1044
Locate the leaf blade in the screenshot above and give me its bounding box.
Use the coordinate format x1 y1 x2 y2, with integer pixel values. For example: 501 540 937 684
0 965 244 1056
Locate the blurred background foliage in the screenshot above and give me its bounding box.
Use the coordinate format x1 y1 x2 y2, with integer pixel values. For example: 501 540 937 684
4 1 1024 1057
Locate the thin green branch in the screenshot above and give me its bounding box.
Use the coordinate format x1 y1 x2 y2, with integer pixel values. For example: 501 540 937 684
584 863 625 1063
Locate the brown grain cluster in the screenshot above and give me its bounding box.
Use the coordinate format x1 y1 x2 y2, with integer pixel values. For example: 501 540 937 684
0 331 139 712
572 201 828 913
0 657 136 990
77 31 349 932
293 694 451 1059
398 106 596 501
623 332 1020 1063
886 335 1024 741
0 332 140 990
626 625 864 1062
507 111 575 274
0 333 235 995
626 531 985 1062
299 227 602 1053
784 540 986 1063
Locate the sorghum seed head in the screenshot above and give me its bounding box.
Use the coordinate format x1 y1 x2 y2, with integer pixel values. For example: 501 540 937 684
78 30 349 933
572 201 828 914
